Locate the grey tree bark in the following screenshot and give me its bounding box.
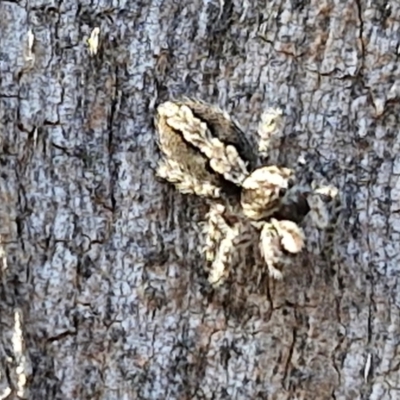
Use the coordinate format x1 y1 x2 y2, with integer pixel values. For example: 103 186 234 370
0 0 398 399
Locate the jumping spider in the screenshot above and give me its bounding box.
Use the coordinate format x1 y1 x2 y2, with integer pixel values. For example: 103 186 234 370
154 98 338 286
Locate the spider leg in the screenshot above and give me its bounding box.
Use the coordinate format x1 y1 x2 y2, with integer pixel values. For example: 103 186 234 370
257 107 284 160
259 222 284 280
156 158 221 199
203 204 240 286
259 219 305 279
307 183 340 229
270 218 305 253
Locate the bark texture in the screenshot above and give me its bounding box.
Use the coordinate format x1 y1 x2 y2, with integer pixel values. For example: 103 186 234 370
0 0 399 399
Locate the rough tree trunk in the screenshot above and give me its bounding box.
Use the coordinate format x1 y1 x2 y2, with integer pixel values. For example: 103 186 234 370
1 0 399 399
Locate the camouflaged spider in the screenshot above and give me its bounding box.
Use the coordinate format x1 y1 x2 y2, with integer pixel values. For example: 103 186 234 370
154 99 337 286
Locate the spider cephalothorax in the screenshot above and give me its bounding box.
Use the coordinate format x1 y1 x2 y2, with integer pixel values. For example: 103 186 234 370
154 98 338 286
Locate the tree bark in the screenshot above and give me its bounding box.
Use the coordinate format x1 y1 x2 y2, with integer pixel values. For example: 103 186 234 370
0 0 398 399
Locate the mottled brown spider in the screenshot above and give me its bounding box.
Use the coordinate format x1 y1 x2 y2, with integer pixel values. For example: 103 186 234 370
154 98 338 286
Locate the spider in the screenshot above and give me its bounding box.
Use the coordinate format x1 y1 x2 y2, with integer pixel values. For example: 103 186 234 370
154 99 338 286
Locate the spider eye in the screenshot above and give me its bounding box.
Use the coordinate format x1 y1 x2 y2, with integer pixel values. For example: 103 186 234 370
287 177 295 189
279 187 287 197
